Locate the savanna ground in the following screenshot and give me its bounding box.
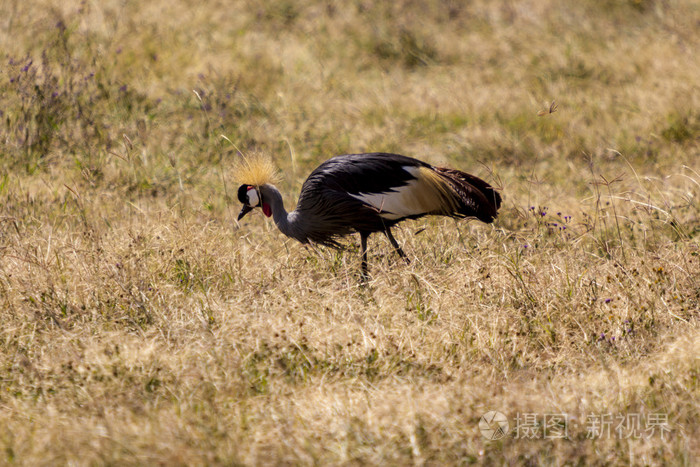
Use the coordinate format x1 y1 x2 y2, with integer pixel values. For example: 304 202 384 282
1 0 699 464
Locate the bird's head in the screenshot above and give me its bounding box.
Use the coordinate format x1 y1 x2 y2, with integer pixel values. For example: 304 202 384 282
233 152 279 221
237 184 272 220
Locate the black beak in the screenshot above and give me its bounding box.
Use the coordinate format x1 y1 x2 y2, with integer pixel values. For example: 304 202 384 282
237 204 254 221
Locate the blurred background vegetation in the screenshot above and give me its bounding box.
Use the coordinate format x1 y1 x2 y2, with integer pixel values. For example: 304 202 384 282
0 0 698 464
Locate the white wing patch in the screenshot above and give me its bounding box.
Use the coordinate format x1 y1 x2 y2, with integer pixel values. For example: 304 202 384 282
349 166 449 220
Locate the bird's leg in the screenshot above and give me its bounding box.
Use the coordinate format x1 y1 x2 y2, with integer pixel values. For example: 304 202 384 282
360 232 370 280
384 228 410 264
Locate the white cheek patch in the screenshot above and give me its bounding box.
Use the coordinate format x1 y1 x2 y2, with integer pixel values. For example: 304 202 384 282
247 188 260 207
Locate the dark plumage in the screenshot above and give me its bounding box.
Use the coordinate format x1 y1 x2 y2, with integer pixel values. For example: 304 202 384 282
237 153 501 276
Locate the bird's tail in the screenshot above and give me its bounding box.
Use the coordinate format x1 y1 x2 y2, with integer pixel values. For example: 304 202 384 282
433 167 502 223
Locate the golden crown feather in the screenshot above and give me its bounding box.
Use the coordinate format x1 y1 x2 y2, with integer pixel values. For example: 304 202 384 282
234 152 280 187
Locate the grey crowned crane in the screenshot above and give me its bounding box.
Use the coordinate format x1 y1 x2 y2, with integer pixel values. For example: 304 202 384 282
236 152 501 276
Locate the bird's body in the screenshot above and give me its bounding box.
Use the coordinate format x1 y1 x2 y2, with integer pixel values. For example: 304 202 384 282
237 153 501 276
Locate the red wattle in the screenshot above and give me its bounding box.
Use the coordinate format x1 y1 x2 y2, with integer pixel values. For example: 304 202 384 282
262 203 272 217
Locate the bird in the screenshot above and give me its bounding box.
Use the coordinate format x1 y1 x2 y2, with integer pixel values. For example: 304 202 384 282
236 152 501 277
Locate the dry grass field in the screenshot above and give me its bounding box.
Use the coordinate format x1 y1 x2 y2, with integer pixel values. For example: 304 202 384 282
1 0 699 464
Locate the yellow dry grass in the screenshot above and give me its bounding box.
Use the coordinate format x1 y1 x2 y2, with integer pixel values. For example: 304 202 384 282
0 0 699 464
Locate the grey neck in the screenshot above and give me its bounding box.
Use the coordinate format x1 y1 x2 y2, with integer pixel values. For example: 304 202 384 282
259 184 301 241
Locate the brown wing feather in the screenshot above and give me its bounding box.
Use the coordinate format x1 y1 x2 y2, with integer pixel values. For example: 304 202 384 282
433 167 502 223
